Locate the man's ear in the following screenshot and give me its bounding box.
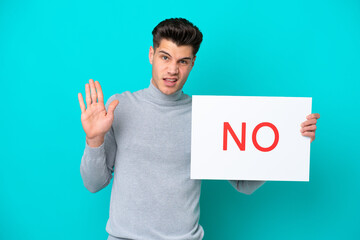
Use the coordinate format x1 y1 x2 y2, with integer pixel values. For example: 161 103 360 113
191 55 197 67
149 46 154 64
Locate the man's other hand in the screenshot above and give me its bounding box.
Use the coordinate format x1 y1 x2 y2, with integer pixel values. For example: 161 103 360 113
300 113 320 143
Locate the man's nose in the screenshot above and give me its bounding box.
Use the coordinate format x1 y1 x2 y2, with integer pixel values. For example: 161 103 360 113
167 61 179 75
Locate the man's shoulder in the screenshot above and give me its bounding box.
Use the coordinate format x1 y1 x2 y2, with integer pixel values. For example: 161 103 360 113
106 92 127 104
181 92 193 103
109 87 145 99
183 92 192 99
105 88 148 106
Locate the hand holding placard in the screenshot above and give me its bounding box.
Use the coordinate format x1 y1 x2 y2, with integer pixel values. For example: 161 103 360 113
300 113 320 142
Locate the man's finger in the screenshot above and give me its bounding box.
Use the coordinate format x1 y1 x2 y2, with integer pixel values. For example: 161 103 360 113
89 79 97 104
301 131 315 139
300 119 317 127
107 100 119 118
300 125 317 133
85 83 91 107
95 81 104 104
306 113 320 120
78 93 86 113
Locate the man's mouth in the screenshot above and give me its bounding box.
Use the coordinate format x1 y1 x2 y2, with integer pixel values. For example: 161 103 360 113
163 78 178 87
163 78 178 82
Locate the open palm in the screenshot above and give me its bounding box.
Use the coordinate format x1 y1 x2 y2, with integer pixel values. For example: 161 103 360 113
78 79 119 143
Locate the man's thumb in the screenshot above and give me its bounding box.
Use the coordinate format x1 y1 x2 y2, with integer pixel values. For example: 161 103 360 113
107 100 119 117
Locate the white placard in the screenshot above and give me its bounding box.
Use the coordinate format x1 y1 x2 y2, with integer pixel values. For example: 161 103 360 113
191 96 312 181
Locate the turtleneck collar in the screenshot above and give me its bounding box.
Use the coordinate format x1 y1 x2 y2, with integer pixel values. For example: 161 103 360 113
142 79 191 106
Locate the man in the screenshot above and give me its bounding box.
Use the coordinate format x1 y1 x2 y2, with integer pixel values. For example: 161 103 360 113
78 18 320 240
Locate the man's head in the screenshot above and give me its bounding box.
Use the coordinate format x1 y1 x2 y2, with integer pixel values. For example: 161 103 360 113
149 18 203 95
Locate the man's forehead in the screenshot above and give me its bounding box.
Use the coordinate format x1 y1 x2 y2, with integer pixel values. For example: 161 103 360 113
155 39 194 58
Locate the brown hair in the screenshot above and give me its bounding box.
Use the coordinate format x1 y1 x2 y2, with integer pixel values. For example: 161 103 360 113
152 18 203 56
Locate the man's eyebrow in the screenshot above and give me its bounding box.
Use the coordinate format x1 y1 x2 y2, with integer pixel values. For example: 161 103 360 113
158 50 193 60
159 50 171 56
179 57 192 61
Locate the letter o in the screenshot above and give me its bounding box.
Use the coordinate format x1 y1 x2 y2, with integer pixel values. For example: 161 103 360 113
252 122 279 152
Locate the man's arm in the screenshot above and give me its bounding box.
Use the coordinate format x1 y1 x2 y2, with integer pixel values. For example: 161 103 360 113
80 122 117 193
78 79 119 193
228 180 265 195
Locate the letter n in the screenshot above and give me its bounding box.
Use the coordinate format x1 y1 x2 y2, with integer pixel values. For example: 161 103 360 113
223 122 246 151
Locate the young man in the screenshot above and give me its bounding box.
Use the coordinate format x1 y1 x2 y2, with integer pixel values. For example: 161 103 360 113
78 18 320 240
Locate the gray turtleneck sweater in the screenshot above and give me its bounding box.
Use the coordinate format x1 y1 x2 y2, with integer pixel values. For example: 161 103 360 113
80 81 265 240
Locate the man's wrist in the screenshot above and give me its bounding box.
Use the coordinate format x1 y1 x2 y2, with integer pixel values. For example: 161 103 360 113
86 135 105 148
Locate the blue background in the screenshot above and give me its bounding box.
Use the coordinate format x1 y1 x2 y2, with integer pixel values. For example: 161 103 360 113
1 0 359 239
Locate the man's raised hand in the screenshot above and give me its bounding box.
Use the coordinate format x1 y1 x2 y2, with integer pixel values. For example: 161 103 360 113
78 79 119 147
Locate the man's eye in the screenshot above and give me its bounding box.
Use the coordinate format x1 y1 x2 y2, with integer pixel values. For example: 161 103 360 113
180 60 188 64
162 56 168 60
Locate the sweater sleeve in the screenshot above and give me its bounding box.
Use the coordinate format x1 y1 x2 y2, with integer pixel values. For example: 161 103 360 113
80 95 118 193
228 180 266 195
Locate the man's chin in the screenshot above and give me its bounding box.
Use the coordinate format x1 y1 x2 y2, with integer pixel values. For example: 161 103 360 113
159 85 179 95
161 89 176 95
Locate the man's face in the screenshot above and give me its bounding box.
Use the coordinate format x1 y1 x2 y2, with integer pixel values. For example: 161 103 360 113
149 39 196 95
